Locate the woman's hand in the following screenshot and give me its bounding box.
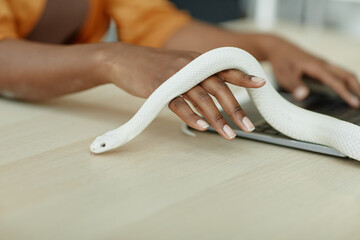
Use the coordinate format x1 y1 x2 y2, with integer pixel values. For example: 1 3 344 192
264 36 360 107
164 20 360 107
98 43 266 140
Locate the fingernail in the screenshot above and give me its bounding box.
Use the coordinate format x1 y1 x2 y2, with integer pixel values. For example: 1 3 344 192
251 76 266 83
196 119 209 129
242 116 255 131
293 86 309 101
223 124 236 139
350 96 360 107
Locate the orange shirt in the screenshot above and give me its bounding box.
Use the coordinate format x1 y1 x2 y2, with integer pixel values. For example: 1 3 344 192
0 0 191 47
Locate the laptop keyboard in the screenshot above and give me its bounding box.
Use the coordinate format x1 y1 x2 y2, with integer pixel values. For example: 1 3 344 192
304 96 360 125
254 122 285 136
254 94 360 137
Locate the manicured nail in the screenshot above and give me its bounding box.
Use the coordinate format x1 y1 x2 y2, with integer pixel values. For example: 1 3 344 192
293 86 309 101
350 95 360 108
197 119 209 129
251 76 266 83
223 124 236 139
242 116 255 131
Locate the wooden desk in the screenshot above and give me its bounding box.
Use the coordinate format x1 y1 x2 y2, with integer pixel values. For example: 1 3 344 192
1 21 360 240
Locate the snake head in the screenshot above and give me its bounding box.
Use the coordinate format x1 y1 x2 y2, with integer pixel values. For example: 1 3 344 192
90 134 117 154
90 136 110 154
90 131 130 154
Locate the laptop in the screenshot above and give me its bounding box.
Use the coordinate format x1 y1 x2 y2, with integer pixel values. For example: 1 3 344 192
185 78 360 158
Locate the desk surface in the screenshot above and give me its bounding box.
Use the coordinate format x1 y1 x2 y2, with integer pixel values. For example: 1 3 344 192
1 21 360 240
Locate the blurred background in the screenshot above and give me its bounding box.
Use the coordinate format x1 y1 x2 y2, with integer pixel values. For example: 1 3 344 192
170 0 360 36
105 0 360 42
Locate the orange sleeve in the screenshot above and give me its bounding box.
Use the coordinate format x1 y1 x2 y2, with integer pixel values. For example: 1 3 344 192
106 0 191 47
0 0 18 41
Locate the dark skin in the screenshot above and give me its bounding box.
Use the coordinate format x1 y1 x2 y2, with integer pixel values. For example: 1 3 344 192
0 1 359 140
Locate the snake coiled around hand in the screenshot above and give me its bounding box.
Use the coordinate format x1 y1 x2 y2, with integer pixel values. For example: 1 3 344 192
90 47 360 160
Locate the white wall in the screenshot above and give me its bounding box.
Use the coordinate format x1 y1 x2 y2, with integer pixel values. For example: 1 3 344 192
248 0 360 35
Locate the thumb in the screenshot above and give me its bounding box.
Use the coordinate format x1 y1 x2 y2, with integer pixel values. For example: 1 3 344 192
292 84 310 101
275 67 310 101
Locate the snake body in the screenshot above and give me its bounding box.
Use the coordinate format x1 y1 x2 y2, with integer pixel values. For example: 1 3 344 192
90 47 360 160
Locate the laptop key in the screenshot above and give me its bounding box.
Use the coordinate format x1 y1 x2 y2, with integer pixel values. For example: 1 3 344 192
264 128 278 135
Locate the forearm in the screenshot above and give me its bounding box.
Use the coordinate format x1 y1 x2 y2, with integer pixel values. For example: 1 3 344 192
164 20 277 61
0 39 107 101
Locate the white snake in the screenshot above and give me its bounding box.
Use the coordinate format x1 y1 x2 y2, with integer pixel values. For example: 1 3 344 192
90 47 360 160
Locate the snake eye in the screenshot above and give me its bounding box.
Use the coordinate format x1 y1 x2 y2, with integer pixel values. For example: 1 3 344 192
100 143 106 148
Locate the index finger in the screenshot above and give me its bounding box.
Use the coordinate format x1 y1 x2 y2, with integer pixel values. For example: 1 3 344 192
327 64 360 100
304 63 360 107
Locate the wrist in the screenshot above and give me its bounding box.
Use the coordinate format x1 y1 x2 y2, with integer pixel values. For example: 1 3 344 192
73 42 127 86
59 43 113 88
250 34 278 61
85 44 115 85
255 34 285 60
87 42 138 87
232 33 279 61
